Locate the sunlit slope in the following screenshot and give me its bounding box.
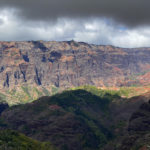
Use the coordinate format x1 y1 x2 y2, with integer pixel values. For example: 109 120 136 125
1 85 150 105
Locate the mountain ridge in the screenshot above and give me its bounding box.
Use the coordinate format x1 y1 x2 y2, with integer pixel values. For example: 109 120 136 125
0 40 150 90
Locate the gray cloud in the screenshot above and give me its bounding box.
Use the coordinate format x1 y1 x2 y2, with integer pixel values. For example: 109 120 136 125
0 0 150 47
0 11 150 48
0 0 149 26
0 19 4 26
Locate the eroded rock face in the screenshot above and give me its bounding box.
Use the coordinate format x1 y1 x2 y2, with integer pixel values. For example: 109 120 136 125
0 40 150 89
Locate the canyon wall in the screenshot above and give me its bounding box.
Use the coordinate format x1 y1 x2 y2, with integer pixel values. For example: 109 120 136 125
0 40 150 89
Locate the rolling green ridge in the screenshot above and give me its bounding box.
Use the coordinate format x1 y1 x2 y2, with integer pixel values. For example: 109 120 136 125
71 85 147 98
0 89 116 150
0 87 149 150
0 130 57 150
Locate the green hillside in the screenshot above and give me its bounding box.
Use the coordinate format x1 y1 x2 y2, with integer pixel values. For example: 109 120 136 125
0 88 149 150
0 130 57 150
0 85 59 105
0 89 116 150
0 85 149 106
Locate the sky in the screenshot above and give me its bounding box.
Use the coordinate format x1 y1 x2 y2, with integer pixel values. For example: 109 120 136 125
0 0 150 48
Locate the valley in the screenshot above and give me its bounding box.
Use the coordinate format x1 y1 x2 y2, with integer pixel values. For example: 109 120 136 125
0 41 150 149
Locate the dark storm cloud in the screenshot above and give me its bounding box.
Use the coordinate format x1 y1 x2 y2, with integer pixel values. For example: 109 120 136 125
0 0 149 26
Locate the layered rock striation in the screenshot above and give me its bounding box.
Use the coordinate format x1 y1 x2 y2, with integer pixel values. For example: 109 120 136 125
0 40 150 89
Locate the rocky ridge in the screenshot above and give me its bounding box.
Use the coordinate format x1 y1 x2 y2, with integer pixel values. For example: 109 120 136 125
0 40 150 90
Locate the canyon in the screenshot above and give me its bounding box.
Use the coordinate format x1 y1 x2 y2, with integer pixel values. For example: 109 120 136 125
0 40 150 90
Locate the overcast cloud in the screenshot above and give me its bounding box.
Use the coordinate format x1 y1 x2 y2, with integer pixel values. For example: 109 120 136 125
0 0 150 47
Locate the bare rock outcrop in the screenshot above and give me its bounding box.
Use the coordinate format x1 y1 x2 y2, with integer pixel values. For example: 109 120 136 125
0 40 150 89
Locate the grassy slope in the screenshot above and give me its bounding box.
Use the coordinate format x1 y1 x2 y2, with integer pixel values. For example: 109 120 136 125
0 85 60 105
71 85 150 98
0 130 57 150
0 84 150 105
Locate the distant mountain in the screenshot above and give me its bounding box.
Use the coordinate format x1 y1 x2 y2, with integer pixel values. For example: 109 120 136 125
0 88 149 150
0 40 150 90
